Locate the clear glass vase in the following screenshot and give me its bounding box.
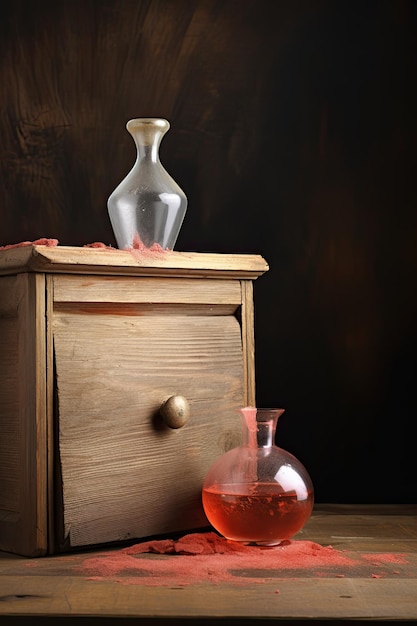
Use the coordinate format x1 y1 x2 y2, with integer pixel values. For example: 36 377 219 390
202 407 314 545
107 118 187 250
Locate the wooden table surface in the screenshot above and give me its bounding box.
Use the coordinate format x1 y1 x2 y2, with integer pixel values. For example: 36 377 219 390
1 504 416 625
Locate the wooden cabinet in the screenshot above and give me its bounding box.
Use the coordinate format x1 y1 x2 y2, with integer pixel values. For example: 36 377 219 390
0 245 268 556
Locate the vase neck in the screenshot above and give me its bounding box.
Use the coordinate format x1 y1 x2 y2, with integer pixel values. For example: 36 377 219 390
239 407 285 448
126 118 169 163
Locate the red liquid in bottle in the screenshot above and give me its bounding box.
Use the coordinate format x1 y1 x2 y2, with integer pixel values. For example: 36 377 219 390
202 482 314 545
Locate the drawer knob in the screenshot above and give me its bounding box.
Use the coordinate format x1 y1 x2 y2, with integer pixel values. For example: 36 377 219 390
160 395 190 429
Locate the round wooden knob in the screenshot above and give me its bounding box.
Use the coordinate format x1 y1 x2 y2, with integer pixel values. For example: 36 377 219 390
160 395 190 429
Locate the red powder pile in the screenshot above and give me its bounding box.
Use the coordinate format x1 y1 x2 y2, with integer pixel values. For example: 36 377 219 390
83 242 117 250
125 232 170 261
131 232 165 252
77 531 409 587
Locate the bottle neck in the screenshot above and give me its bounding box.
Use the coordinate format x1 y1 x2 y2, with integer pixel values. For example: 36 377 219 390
239 407 284 449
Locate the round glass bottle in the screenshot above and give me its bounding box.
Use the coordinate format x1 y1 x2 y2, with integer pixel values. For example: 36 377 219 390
202 407 314 545
108 118 187 250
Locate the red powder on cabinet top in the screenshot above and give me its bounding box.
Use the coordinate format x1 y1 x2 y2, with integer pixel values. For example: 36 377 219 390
125 231 169 261
76 531 409 588
83 242 116 249
0 237 59 249
0 237 169 256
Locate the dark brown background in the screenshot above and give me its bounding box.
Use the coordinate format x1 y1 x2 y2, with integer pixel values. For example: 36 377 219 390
1 0 416 504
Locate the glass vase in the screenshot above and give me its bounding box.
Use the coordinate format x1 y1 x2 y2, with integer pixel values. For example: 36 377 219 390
108 118 187 250
202 407 314 545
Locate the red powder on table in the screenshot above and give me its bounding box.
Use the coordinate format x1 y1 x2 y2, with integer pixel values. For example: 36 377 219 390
76 531 409 588
359 552 407 565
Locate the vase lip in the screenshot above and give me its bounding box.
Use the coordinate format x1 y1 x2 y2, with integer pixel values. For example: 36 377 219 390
126 118 170 130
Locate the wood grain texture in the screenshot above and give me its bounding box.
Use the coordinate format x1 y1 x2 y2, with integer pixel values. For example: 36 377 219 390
0 274 48 556
0 506 416 622
53 309 244 547
0 254 260 555
45 274 56 554
240 280 255 406
0 0 286 248
1 0 416 506
0 246 269 279
0 314 19 513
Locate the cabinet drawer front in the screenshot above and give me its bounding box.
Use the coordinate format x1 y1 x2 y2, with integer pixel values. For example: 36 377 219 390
53 275 242 305
53 309 244 549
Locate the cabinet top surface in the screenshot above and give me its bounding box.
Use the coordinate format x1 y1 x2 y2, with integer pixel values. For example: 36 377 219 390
0 245 269 279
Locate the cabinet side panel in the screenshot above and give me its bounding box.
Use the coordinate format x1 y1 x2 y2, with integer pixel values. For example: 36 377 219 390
241 280 256 406
0 273 48 556
0 317 20 513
